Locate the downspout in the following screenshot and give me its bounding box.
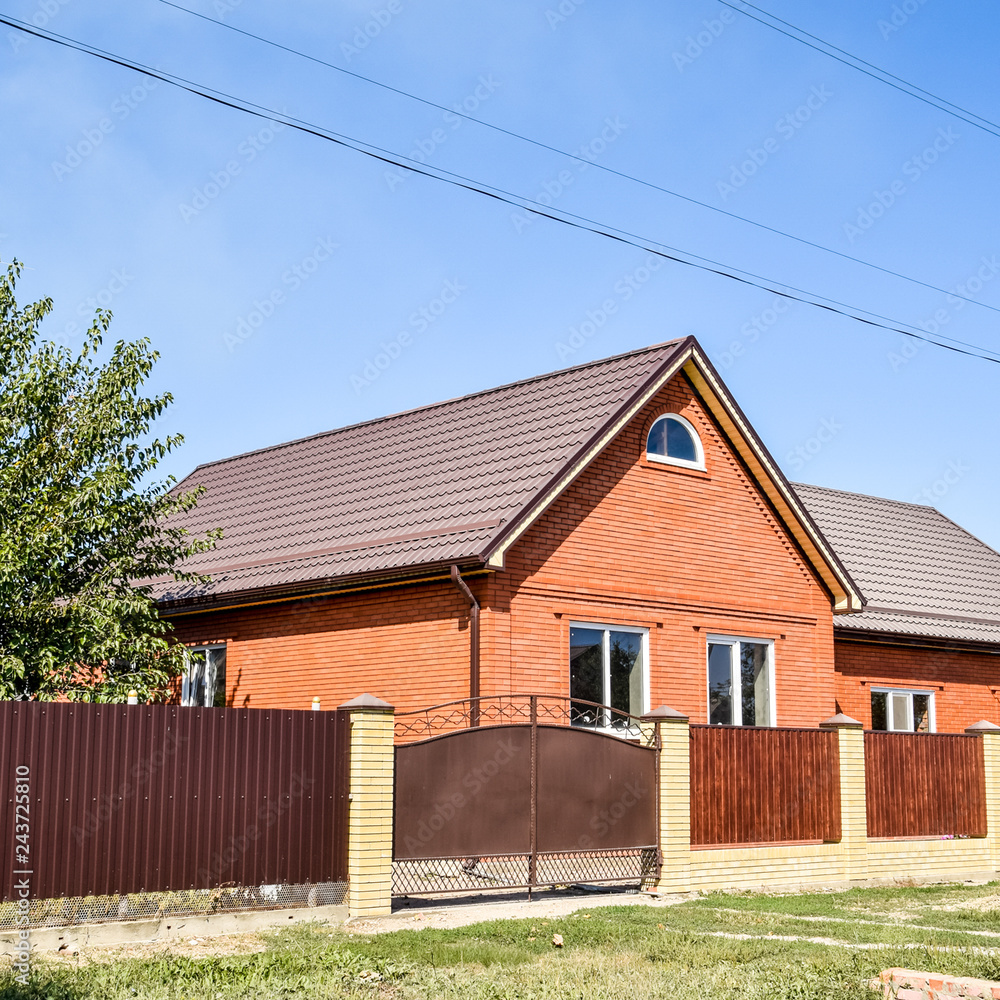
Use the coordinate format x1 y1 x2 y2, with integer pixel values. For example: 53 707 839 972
450 565 480 726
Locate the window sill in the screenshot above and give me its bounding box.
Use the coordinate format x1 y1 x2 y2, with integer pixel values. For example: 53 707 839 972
641 461 710 480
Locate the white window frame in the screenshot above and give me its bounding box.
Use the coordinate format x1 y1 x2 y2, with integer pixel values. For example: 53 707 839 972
182 644 227 708
870 687 936 732
646 412 705 471
569 621 650 731
705 634 776 727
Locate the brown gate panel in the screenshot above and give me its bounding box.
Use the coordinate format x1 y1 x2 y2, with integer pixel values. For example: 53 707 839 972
535 727 656 853
0 703 350 901
393 722 657 865
393 726 532 860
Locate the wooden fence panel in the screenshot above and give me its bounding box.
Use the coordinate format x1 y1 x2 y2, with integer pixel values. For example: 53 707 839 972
864 732 986 839
0 703 350 901
690 725 841 847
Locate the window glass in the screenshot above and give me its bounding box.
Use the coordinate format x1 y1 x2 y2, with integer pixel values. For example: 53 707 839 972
570 628 604 724
740 642 770 727
646 418 668 458
609 631 643 718
666 417 697 463
209 647 227 707
871 691 888 730
913 694 930 732
708 643 733 725
890 692 910 731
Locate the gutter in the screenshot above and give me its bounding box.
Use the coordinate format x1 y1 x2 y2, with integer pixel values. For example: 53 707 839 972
451 565 480 726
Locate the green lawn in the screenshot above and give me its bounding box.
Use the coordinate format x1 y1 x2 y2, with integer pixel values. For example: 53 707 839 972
7 882 1000 999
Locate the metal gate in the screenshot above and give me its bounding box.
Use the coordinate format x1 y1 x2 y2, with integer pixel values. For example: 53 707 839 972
392 695 659 895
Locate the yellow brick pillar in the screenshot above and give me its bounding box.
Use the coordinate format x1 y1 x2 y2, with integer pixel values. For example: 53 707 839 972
820 713 867 883
339 694 395 918
965 721 1000 871
642 706 691 893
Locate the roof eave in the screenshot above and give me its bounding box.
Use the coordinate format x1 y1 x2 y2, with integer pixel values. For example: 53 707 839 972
834 625 1000 654
157 554 490 617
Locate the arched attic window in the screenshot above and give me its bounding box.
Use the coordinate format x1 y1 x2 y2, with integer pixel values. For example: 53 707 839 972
646 413 705 470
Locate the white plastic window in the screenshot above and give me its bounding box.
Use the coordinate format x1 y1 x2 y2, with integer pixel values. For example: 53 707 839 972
646 413 705 470
870 688 934 732
706 636 775 726
569 623 649 731
182 645 227 708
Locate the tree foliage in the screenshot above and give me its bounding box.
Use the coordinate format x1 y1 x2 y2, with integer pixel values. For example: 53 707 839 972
0 261 219 701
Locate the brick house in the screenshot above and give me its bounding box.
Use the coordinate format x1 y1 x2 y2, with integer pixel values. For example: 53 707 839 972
795 484 1000 733
156 337 999 731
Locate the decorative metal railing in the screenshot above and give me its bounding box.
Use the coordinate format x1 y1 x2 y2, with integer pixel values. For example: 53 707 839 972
393 693 656 746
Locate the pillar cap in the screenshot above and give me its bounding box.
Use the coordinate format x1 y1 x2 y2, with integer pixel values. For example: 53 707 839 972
965 720 1000 734
819 713 863 729
338 693 394 712
641 705 689 723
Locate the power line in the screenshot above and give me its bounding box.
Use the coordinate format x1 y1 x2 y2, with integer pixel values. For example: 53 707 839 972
717 1 1000 139
151 0 999 316
4 14 999 368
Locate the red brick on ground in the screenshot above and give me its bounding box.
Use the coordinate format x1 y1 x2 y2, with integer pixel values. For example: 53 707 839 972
875 968 1000 999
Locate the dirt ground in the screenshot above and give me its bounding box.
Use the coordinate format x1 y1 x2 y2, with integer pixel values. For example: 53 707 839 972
348 886 690 934
49 887 689 964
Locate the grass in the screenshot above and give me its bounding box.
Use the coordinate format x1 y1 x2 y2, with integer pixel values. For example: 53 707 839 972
6 882 1000 998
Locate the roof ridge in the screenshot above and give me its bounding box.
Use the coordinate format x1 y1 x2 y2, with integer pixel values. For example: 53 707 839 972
928 508 1000 564
792 481 934 511
183 340 682 477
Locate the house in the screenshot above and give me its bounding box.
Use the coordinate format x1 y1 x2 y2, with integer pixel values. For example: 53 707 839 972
156 336 998 732
795 483 1000 733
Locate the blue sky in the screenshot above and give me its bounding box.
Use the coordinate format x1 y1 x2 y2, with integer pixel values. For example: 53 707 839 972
2 0 998 548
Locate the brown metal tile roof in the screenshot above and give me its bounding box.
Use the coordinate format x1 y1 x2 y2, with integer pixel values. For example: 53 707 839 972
794 482 1000 644
155 340 687 605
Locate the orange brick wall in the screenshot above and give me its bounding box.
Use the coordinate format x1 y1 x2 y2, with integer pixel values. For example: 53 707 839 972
481 373 837 726
168 370 840 723
169 579 473 714
835 636 1000 732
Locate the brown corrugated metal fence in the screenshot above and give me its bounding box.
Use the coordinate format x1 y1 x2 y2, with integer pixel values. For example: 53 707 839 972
0 703 350 902
690 725 841 847
864 732 986 839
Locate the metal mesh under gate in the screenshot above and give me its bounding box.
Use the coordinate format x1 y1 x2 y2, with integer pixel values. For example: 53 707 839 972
0 882 347 930
393 849 658 896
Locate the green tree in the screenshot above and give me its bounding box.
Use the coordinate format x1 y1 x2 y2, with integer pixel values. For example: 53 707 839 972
0 260 219 701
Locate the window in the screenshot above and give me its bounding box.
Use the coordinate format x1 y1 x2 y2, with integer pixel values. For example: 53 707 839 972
182 645 227 707
570 624 648 729
706 636 774 726
646 413 704 470
870 688 934 732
